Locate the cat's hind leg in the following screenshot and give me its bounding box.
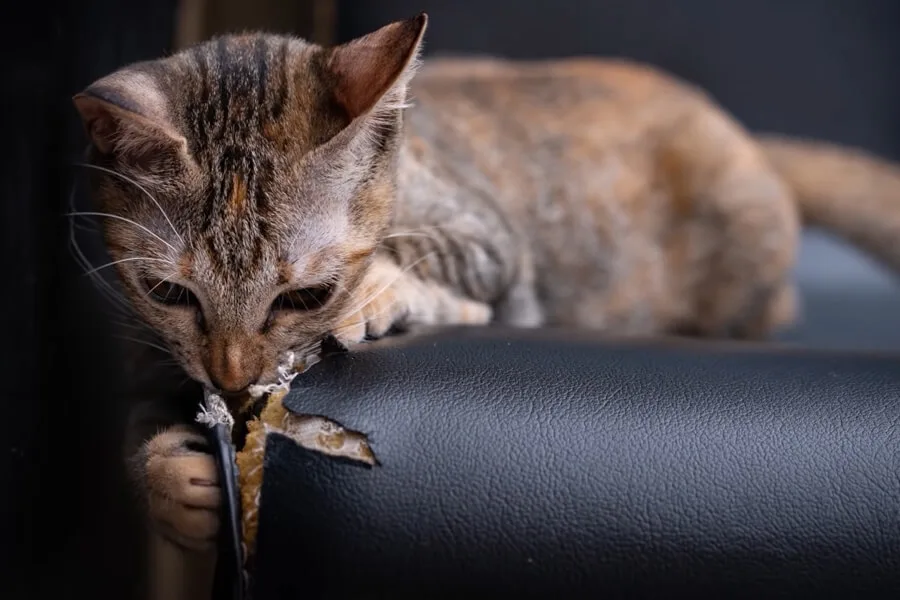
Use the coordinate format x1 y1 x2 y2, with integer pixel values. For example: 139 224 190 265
686 161 801 340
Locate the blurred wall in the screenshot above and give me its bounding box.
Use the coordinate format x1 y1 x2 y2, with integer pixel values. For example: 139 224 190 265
175 0 334 48
5 1 174 598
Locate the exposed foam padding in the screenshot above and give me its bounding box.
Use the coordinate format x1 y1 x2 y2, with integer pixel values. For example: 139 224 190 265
235 389 377 560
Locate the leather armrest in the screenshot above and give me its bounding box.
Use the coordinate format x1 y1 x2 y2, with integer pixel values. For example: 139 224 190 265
240 328 900 598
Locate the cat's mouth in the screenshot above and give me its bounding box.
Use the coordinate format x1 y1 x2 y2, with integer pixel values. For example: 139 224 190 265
215 339 344 421
217 389 256 416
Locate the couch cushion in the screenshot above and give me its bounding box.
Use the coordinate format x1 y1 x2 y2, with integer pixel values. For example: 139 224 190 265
778 229 900 352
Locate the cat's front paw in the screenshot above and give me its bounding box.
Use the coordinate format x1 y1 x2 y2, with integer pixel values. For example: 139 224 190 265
140 425 221 552
332 281 406 348
329 259 493 349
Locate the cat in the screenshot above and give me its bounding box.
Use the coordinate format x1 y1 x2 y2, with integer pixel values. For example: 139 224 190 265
73 13 900 551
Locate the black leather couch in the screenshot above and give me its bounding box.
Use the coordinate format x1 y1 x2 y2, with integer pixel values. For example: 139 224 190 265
227 321 899 598
215 229 900 600
778 230 900 352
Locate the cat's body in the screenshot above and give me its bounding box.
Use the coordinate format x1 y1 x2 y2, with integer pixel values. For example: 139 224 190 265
402 57 798 336
401 57 900 336
74 14 900 551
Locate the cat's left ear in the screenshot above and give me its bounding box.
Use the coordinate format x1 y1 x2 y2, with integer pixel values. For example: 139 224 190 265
325 12 428 120
73 70 187 160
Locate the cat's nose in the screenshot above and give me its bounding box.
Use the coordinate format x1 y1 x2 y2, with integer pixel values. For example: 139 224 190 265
207 340 260 393
209 373 256 394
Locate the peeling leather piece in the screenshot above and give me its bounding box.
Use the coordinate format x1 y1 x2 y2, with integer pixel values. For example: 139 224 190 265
235 387 378 559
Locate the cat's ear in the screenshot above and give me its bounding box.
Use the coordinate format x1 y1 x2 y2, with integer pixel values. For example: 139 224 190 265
73 71 187 160
325 13 428 119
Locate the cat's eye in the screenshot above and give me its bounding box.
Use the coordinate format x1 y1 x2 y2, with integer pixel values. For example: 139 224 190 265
271 284 335 313
143 278 200 308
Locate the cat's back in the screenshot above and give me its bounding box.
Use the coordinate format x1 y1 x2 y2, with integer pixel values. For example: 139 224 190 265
408 55 707 144
414 55 693 99
402 55 737 204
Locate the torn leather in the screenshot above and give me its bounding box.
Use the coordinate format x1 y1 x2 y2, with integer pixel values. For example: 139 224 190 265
194 348 377 597
198 391 246 600
236 388 378 558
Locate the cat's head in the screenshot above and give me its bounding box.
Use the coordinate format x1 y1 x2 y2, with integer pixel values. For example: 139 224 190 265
73 14 427 393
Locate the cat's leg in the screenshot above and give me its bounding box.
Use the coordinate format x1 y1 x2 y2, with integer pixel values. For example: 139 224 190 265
122 386 222 599
137 426 221 550
331 253 493 347
688 162 801 340
125 400 221 552
491 251 545 327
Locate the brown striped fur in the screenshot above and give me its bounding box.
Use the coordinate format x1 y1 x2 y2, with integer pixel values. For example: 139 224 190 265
74 14 900 550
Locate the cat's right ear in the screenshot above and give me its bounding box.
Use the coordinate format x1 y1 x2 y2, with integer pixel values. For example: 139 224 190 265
325 13 428 120
73 71 187 160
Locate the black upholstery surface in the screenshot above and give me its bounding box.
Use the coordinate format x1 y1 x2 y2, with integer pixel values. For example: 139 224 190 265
781 230 900 352
249 328 900 599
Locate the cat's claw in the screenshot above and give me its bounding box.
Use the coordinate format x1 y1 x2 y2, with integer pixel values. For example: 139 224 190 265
141 425 222 552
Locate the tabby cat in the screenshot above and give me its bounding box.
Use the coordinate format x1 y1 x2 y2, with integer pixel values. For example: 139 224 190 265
73 14 900 550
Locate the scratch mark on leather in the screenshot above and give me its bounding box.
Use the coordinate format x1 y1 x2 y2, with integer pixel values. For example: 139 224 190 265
235 388 377 558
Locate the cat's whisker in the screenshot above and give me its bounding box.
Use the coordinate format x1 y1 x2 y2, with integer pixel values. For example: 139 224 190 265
114 334 173 356
70 246 130 312
186 222 195 252
67 210 179 254
117 325 177 360
380 230 441 257
331 288 421 334
381 222 454 244
146 274 176 297
112 316 166 341
83 256 173 276
67 217 134 314
330 290 443 336
328 303 434 338
154 358 184 368
72 220 99 233
74 162 186 247
103 294 168 346
328 320 368 337
329 305 399 336
289 341 323 362
114 319 152 333
382 231 439 242
66 186 129 306
378 227 453 274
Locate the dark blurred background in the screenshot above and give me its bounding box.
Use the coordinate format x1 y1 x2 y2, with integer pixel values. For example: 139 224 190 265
3 0 899 598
